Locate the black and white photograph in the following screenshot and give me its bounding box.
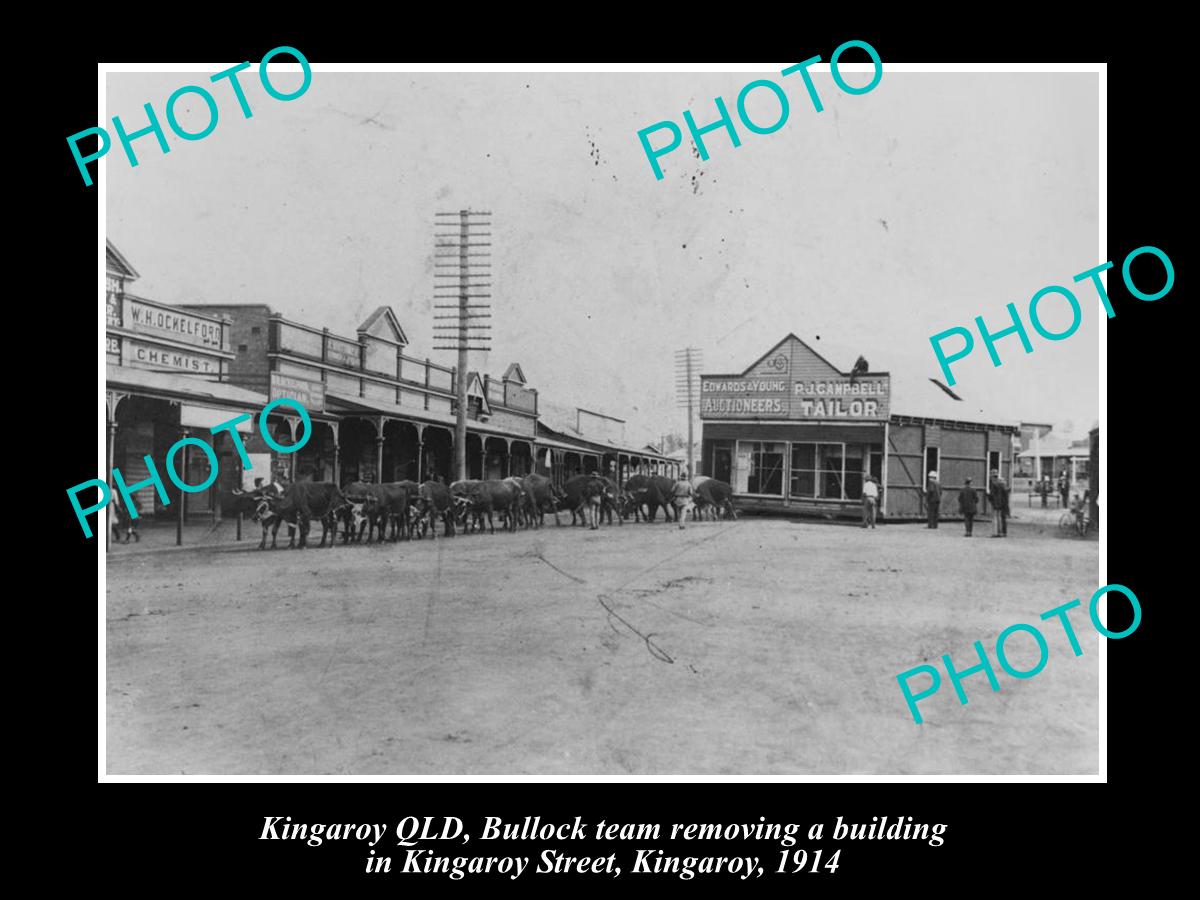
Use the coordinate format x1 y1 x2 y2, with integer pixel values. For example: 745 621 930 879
98 62 1102 777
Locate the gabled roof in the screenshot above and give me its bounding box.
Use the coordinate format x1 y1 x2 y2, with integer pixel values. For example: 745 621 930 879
503 362 527 384
743 332 842 378
709 332 1019 429
357 306 408 346
464 371 491 415
106 239 139 281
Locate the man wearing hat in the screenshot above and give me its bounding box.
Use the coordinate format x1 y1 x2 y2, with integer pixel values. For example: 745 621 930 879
958 476 979 536
925 471 941 529
988 468 1010 537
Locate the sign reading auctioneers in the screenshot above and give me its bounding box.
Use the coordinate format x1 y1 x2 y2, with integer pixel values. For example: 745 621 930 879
701 375 890 421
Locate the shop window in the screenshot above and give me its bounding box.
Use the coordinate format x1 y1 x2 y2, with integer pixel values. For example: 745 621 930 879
843 444 865 500
739 441 785 495
988 450 1001 477
790 442 856 500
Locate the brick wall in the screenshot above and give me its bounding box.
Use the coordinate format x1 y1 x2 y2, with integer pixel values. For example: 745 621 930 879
179 304 272 394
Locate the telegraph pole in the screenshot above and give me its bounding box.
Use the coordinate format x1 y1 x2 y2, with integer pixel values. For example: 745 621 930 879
433 209 492 482
675 347 702 480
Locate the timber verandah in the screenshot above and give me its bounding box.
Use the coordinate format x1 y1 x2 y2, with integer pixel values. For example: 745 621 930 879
171 304 680 498
104 241 676 533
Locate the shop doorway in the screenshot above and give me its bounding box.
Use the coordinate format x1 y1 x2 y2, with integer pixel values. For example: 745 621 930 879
713 445 732 484
925 446 940 480
870 450 884 482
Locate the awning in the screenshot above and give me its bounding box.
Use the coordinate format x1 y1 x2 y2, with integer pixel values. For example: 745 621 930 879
107 364 267 407
325 391 537 442
535 435 606 455
536 424 675 463
107 365 341 421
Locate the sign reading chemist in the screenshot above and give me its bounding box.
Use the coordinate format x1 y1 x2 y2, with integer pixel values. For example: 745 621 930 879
124 338 222 374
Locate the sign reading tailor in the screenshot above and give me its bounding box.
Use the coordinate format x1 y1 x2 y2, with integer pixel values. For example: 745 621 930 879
66 397 312 539
67 46 313 188
929 245 1176 387
896 584 1142 725
637 40 883 180
701 375 890 420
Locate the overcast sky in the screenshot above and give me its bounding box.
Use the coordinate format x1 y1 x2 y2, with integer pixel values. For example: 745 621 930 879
107 69 1100 444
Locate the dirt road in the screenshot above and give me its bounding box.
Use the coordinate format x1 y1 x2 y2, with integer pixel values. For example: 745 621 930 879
106 515 1100 775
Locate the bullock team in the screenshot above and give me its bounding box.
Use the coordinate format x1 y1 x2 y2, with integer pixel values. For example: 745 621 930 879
234 473 738 550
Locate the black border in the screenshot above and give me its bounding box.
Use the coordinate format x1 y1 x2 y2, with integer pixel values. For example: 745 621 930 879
41 19 1174 889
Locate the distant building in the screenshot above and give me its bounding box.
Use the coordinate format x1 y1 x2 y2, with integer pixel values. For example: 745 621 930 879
535 400 680 486
1014 427 1090 490
1089 426 1099 527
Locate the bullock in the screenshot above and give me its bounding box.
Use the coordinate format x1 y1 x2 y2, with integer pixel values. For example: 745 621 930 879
415 480 456 538
344 481 422 542
258 481 348 549
451 479 522 535
622 474 677 523
233 481 294 549
449 480 485 533
520 473 560 528
341 482 386 543
694 477 737 521
386 480 423 539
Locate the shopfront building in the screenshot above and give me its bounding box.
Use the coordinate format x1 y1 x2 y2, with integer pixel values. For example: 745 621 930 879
105 240 268 524
183 303 542 489
700 334 1018 520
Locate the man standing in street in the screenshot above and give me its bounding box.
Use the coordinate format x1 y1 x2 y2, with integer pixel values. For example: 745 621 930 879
672 478 694 530
989 468 1010 537
925 471 941 529
1058 470 1070 509
958 476 978 537
861 475 879 529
